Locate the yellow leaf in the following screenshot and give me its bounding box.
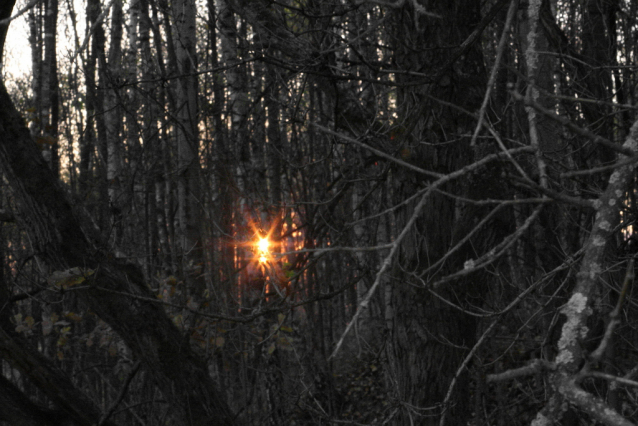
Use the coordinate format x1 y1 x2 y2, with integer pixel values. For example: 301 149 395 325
277 337 293 351
24 316 35 328
172 314 184 330
48 268 94 289
267 342 276 355
65 312 83 322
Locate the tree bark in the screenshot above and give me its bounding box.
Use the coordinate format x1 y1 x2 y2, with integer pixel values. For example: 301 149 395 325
103 0 125 242
382 1 492 423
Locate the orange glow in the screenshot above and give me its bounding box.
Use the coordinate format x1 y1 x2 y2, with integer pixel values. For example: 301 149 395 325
257 238 270 254
257 237 270 263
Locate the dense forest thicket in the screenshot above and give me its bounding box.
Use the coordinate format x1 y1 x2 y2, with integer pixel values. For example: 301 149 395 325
1 0 638 424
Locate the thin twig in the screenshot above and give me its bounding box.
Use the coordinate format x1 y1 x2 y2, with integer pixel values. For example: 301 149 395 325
311 122 444 179
511 90 636 158
471 0 517 147
427 205 544 289
328 188 432 360
586 371 638 388
561 156 638 178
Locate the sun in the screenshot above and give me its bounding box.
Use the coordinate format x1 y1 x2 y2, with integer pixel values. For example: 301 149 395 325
257 237 270 263
257 237 269 254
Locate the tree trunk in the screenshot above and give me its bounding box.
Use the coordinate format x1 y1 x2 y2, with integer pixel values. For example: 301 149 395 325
382 1 493 423
173 0 204 289
103 0 125 243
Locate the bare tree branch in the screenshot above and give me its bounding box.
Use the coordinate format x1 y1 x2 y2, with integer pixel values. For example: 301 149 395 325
559 378 636 426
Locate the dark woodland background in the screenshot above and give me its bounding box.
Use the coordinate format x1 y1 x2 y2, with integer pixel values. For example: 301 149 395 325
1 0 638 425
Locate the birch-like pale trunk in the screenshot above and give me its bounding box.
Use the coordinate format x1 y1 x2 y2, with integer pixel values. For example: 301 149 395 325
104 0 125 241
84 0 109 226
43 0 59 173
147 0 178 273
217 0 250 297
173 0 203 287
27 0 59 173
138 0 160 278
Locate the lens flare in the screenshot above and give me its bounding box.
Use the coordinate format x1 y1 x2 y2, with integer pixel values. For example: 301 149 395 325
257 238 269 254
257 237 270 263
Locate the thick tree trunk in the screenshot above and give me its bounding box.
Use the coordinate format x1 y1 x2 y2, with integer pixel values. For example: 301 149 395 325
382 1 494 423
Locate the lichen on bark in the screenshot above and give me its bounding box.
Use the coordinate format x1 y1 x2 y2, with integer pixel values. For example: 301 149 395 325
555 293 590 366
